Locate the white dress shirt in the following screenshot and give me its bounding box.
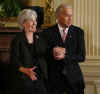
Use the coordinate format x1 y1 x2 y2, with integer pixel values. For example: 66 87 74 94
58 24 69 39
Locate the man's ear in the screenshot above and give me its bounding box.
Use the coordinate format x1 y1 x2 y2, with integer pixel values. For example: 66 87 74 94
22 23 26 28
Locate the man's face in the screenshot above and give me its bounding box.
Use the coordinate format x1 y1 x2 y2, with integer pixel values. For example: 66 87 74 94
57 8 72 27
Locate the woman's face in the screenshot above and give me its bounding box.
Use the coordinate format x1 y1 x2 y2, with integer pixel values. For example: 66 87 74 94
23 18 37 33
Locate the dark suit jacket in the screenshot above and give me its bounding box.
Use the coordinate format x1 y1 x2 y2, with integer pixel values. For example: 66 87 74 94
9 31 48 89
44 24 86 88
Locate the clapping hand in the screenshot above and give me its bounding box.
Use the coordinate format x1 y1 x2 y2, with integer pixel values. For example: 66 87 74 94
53 46 66 60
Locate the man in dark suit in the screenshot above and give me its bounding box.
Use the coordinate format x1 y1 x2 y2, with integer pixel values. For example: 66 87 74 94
45 4 86 94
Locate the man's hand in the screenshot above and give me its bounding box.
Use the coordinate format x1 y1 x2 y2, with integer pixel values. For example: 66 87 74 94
19 66 37 81
53 46 66 60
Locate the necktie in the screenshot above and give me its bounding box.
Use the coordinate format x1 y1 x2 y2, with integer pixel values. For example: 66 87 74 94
62 29 66 42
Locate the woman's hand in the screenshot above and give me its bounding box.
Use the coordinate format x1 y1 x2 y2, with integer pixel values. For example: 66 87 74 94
19 66 37 81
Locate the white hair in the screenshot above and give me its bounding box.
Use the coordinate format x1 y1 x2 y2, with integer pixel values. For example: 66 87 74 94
55 4 72 15
17 9 37 29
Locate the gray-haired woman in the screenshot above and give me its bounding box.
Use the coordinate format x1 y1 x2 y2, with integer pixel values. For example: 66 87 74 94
7 9 48 94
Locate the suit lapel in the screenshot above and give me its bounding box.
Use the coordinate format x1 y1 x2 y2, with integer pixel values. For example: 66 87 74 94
55 25 63 42
65 25 74 41
53 24 65 46
64 25 78 54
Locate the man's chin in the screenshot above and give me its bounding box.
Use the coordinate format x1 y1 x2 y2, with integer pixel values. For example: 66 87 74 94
67 24 72 27
64 23 72 27
30 30 37 32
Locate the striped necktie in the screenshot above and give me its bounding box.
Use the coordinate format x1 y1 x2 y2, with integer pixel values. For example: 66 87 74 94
62 29 66 42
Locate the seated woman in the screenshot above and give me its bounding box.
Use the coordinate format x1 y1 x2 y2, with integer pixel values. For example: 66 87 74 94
7 9 48 94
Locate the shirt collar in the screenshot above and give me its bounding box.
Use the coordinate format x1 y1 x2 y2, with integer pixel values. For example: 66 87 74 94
57 24 69 33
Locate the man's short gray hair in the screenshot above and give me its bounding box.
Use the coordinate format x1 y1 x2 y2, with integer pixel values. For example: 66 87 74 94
55 4 72 15
17 9 37 29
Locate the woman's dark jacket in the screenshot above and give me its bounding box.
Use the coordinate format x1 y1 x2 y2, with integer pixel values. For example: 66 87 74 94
9 31 48 88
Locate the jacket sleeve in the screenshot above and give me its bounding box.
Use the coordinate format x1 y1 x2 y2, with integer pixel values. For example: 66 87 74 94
64 29 86 63
10 37 23 71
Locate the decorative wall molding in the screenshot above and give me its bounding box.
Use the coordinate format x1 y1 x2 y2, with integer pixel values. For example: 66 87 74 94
80 60 100 94
73 0 100 92
28 0 46 7
73 0 100 57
